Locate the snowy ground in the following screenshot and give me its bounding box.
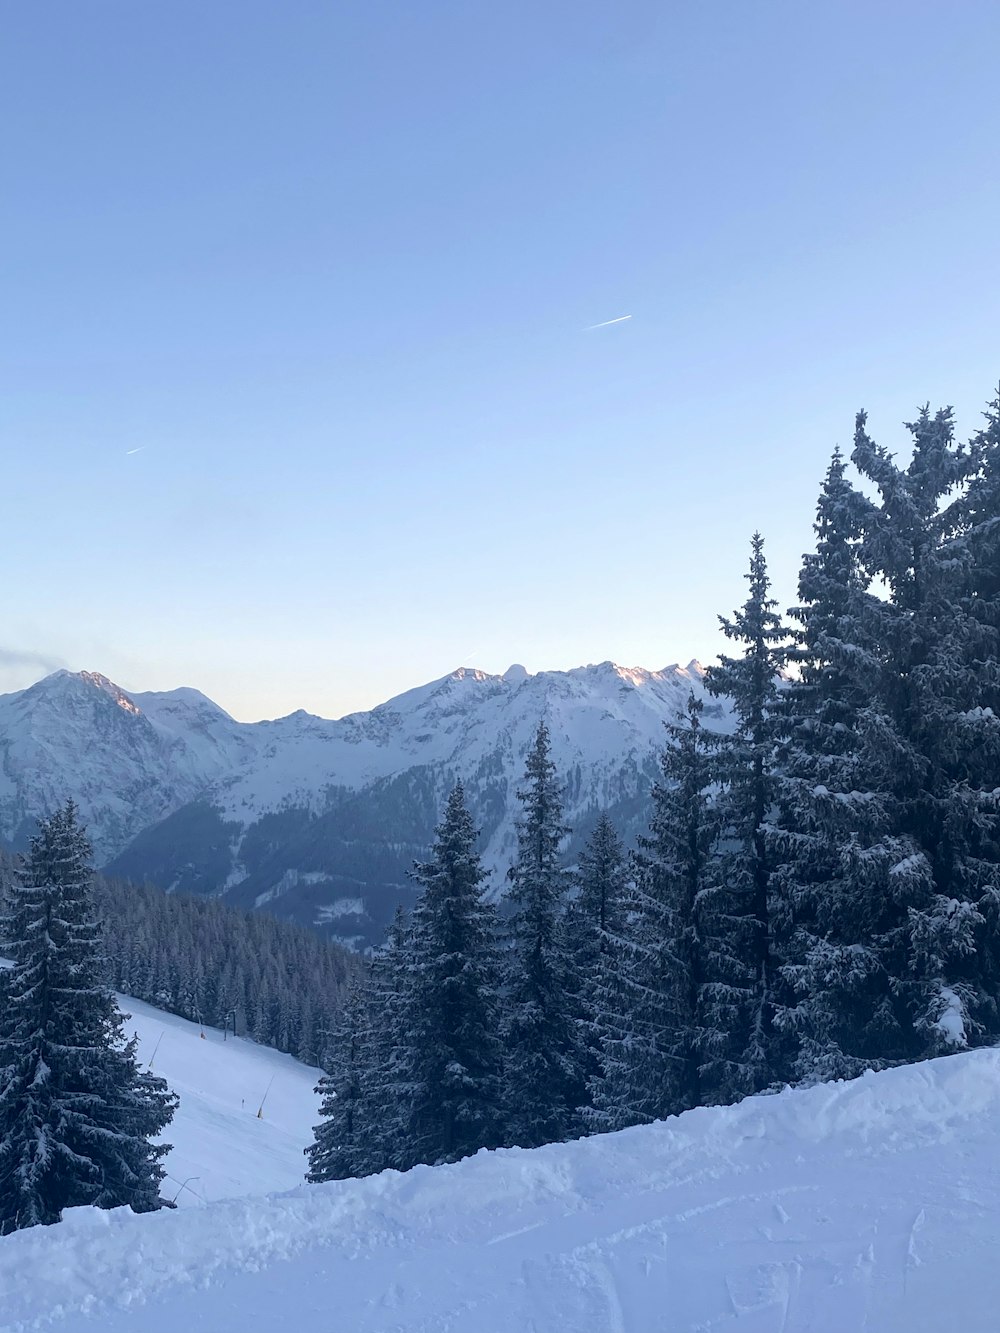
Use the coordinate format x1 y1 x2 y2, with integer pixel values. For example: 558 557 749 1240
4 1011 1000 1333
117 995 320 1206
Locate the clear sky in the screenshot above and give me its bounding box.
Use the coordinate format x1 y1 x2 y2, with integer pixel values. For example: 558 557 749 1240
3 1 999 721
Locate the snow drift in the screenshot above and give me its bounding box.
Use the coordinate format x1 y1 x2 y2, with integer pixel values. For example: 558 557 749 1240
3 1040 1000 1332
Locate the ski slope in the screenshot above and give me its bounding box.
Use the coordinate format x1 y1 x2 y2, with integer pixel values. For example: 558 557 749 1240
4 1020 1000 1333
117 995 320 1206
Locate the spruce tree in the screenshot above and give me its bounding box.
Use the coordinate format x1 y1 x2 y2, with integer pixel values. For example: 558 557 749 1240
567 813 628 1119
588 694 716 1130
0 803 178 1233
394 782 503 1167
502 722 587 1148
954 388 1000 790
846 405 997 1055
305 974 372 1182
773 397 1000 1078
769 451 906 1079
359 908 412 1172
701 533 789 1101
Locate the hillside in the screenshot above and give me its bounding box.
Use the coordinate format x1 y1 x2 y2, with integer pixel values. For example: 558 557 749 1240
0 662 726 946
3 1026 1000 1332
114 994 319 1207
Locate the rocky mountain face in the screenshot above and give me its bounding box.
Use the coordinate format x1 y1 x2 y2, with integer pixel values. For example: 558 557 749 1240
0 662 729 948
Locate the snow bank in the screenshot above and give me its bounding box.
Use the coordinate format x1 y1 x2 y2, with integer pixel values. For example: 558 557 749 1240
4 1046 1000 1332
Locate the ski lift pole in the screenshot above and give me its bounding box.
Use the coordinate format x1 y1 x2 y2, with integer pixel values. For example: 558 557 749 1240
256 1075 276 1119
147 1032 164 1070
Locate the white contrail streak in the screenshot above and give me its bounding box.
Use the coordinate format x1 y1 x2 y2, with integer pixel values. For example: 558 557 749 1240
584 314 632 331
125 447 146 455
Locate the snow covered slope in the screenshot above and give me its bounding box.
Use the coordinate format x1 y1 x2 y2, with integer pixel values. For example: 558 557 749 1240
119 994 319 1207
0 672 250 862
0 662 727 945
4 1047 1000 1332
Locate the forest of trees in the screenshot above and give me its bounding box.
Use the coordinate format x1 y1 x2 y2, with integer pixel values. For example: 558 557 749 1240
0 852 356 1064
307 387 1000 1181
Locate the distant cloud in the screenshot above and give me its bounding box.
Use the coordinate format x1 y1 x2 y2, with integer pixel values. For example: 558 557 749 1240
125 447 146 456
0 646 66 673
584 314 632 331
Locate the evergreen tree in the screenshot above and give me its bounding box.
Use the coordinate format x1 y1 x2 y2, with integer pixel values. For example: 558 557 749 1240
846 405 997 1055
567 813 628 1118
359 908 412 1173
588 695 716 1129
0 803 178 1233
305 975 372 1182
701 533 789 1101
955 388 1000 754
773 397 1000 1078
395 783 504 1166
769 451 905 1079
502 722 587 1147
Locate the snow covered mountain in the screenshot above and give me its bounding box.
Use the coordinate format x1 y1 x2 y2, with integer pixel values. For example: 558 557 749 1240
4 1028 1000 1332
0 661 727 946
0 671 251 859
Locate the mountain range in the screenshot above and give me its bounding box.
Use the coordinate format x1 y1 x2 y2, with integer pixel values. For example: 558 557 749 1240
0 661 727 947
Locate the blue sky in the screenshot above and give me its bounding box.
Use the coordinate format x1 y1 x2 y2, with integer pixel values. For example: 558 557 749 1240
3 1 999 720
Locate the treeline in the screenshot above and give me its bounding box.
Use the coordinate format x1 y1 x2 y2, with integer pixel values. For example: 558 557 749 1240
1 852 356 1064
96 876 356 1063
308 386 1000 1180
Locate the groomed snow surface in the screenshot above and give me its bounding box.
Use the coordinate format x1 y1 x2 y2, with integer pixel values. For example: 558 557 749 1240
3 998 1000 1331
115 995 320 1207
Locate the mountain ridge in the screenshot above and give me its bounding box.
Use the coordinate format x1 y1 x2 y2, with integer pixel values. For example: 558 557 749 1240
0 659 729 946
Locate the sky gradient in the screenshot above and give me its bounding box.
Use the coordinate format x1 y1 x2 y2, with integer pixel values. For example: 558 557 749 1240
4 1 999 720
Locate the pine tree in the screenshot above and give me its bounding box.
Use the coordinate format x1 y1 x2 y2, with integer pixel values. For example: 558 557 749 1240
769 451 906 1079
394 782 504 1167
0 803 178 1233
568 814 627 1019
359 908 412 1173
588 695 716 1129
566 813 627 1119
502 722 587 1147
953 389 1000 806
701 533 789 1101
772 398 1000 1078
305 975 372 1182
845 404 997 1055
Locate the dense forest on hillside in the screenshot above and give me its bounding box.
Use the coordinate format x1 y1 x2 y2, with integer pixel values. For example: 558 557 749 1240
0 851 356 1064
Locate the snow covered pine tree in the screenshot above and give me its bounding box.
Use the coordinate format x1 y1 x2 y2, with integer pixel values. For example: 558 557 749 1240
502 722 588 1148
567 812 628 1113
0 802 178 1234
845 404 1000 1057
395 782 504 1167
768 449 902 1081
305 973 373 1182
587 696 717 1128
702 533 789 1101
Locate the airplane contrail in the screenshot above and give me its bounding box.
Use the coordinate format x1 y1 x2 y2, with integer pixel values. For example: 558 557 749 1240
584 314 632 331
125 447 146 455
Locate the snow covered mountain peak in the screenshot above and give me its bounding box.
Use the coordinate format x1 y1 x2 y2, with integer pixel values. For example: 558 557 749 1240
77 670 143 714
1 657 729 946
